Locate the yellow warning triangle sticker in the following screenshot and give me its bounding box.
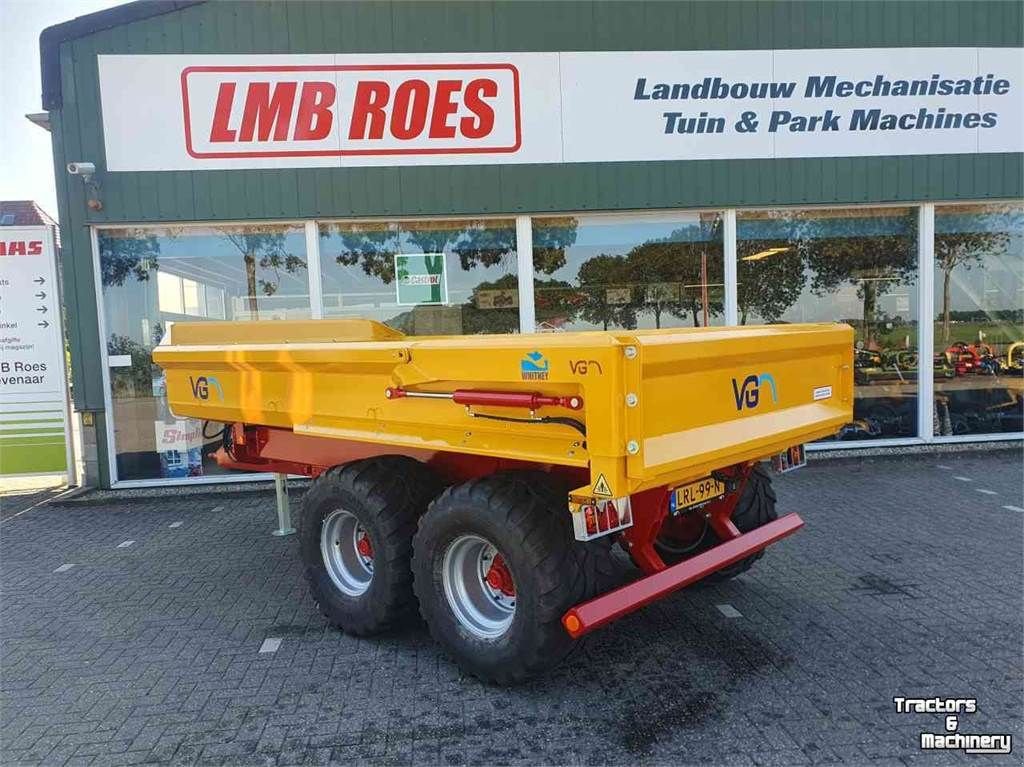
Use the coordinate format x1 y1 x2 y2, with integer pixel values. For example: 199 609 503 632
592 474 613 497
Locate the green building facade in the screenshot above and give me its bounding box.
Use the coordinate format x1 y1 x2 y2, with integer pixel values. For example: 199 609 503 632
40 1 1023 487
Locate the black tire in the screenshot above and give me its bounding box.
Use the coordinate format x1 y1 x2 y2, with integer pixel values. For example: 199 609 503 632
498 470 622 597
652 464 778 583
411 472 613 684
299 456 441 636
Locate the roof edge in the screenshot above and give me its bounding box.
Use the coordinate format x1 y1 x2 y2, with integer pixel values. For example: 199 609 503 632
40 0 204 111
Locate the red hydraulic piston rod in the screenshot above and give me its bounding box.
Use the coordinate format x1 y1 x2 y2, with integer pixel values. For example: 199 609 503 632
385 387 583 410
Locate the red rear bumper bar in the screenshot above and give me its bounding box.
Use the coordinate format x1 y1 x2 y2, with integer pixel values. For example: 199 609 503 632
562 512 804 638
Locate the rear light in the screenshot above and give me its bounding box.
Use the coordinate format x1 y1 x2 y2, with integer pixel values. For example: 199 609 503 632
571 496 633 541
601 500 619 530
771 444 807 474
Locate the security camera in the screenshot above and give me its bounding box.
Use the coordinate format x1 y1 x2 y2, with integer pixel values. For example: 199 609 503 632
66 162 96 176
66 162 102 210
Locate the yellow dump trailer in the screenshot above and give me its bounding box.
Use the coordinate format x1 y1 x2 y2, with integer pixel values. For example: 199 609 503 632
154 319 853 683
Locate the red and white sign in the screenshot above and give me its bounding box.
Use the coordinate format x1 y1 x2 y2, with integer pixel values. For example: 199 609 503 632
181 64 520 159
0 240 44 256
0 227 64 397
0 226 72 478
98 49 1023 171
154 420 203 452
100 53 558 170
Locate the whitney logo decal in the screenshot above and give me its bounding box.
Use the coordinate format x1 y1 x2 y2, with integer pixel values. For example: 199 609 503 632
189 375 224 401
732 373 778 411
521 351 549 381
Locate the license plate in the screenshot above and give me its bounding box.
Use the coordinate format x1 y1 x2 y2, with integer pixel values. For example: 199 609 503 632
670 476 726 513
772 444 807 474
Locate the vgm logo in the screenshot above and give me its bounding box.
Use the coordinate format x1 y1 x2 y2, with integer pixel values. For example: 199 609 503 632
189 375 224 401
181 63 521 159
732 373 778 411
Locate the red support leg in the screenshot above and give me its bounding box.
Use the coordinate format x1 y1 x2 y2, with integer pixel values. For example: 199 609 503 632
705 464 751 541
619 487 670 575
621 463 754 575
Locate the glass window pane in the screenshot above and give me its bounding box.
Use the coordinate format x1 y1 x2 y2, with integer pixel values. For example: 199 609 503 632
156 271 183 314
98 224 310 482
531 212 725 332
318 218 518 335
207 287 226 319
934 203 1024 436
181 278 202 316
737 207 919 442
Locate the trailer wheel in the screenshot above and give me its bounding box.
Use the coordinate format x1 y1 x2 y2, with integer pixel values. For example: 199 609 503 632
299 456 441 636
653 464 777 582
412 473 606 684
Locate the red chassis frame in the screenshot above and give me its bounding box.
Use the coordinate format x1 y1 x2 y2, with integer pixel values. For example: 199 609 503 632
219 424 803 637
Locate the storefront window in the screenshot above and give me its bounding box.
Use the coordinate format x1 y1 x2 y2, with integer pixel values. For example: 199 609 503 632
531 212 725 332
737 207 919 441
98 225 310 481
318 218 518 336
933 203 1023 437
93 204 1021 485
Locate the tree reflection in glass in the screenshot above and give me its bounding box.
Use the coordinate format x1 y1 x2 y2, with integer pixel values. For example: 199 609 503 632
533 213 724 332
319 218 578 335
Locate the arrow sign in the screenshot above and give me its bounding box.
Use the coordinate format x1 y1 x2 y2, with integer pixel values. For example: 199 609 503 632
36 305 48 313
35 291 46 300
33 277 45 285
37 320 49 328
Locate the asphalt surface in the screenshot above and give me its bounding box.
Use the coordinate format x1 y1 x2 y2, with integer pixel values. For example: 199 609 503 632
1 450 1021 766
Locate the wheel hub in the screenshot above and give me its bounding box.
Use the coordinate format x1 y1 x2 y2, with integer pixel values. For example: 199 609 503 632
442 535 516 638
320 509 374 596
356 532 374 562
483 553 515 596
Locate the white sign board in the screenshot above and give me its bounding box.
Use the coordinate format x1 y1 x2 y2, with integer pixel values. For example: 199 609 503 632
98 47 1023 171
154 420 203 453
0 226 70 476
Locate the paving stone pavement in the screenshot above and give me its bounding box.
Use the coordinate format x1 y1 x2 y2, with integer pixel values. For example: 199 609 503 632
1 451 1021 766
0 478 68 522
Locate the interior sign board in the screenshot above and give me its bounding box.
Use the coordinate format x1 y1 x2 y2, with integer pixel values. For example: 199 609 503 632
394 253 448 306
98 47 1023 171
0 226 70 476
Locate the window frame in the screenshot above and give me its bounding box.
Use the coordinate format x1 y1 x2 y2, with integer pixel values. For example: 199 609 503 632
91 220 315 488
90 201 1024 486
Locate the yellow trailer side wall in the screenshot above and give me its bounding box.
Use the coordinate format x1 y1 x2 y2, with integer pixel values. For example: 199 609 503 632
153 320 853 497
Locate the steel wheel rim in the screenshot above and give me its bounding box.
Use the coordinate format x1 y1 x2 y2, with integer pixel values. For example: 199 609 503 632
321 509 373 596
442 534 516 639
